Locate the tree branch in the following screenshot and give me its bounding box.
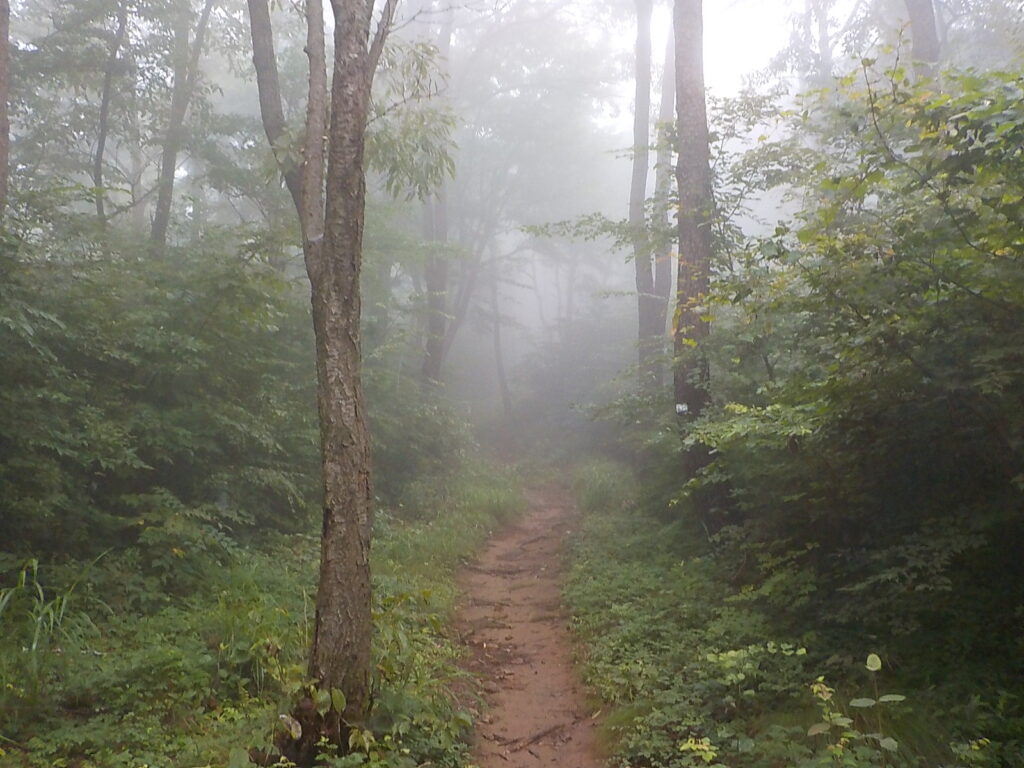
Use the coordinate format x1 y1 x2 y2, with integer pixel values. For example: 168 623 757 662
369 0 400 72
246 0 303 211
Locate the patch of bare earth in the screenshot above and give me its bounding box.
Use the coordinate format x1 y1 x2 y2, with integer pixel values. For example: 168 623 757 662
456 487 604 768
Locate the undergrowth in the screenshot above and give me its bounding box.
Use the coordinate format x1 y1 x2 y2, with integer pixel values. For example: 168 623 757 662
0 464 523 768
566 459 1013 768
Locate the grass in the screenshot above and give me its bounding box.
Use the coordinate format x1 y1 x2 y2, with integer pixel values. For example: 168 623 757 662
563 458 966 768
0 463 524 768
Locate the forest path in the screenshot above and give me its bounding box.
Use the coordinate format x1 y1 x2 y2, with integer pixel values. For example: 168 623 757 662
455 486 604 768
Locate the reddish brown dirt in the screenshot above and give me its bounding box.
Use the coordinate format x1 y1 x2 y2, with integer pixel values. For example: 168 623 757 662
456 487 604 768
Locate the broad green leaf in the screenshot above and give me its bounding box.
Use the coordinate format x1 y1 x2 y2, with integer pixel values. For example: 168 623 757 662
878 694 906 703
866 653 883 672
879 737 899 752
331 687 347 713
850 698 876 708
314 688 332 714
808 722 831 736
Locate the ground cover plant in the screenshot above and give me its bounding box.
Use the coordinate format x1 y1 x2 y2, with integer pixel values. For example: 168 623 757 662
567 460 1019 768
0 464 523 768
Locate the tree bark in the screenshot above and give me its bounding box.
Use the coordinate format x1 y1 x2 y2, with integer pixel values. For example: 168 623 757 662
673 0 713 422
247 0 397 760
150 0 216 251
812 0 833 78
630 0 656 387
421 192 449 382
93 1 129 228
490 268 512 419
421 4 453 384
903 0 940 78
0 0 10 222
650 29 675 388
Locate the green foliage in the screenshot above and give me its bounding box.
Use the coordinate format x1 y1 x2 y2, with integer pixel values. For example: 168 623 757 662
0 465 523 767
0 236 320 564
578 63 1024 768
566 468 950 768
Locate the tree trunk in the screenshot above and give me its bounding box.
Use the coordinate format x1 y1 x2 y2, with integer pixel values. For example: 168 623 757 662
490 268 512 419
421 193 449 382
903 0 940 78
812 0 833 78
0 0 10 222
673 0 713 422
93 1 129 228
630 0 656 387
247 0 397 761
150 0 216 252
650 29 675 388
420 5 453 384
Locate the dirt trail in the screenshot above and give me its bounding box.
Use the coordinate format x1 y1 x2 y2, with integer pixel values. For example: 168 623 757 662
456 487 603 768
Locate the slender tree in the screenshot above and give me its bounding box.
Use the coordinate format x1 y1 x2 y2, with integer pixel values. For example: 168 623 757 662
421 3 453 383
246 0 398 760
0 0 9 221
630 0 656 386
93 0 129 228
903 0 940 77
489 265 512 419
649 29 675 387
673 0 713 422
150 0 216 251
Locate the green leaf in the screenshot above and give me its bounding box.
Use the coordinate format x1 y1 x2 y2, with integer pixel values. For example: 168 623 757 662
879 737 899 752
850 698 876 708
866 653 883 672
331 687 347 713
807 722 831 736
878 694 906 703
314 688 332 714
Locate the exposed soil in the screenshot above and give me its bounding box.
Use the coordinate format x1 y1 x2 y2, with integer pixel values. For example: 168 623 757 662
456 487 604 768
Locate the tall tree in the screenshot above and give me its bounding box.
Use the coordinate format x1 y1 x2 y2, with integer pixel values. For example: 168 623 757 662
0 0 9 221
246 0 398 760
150 0 216 251
673 0 713 422
92 0 129 228
421 5 454 384
649 29 675 388
630 0 656 386
903 0 940 77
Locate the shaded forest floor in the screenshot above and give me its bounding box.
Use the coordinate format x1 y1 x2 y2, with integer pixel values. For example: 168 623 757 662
456 486 604 768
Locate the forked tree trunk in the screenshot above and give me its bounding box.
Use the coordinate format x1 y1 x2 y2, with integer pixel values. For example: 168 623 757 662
673 0 713 422
247 0 397 761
